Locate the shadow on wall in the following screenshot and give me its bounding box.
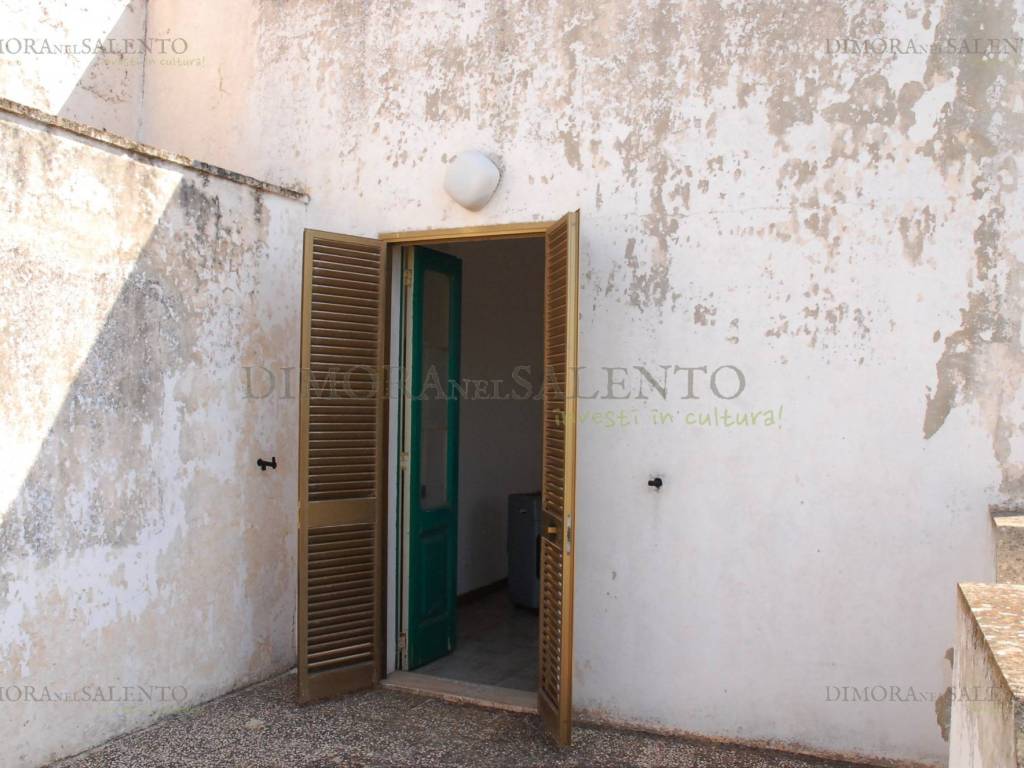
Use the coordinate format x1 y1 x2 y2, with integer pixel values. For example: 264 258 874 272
56 1 148 138
0 116 299 767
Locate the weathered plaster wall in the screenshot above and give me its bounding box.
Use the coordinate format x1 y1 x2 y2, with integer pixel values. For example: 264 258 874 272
949 584 1023 767
993 510 1024 584
0 112 304 767
146 0 1024 763
0 0 149 138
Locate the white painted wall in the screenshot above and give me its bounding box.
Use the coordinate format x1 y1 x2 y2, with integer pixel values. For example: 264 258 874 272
0 0 150 138
0 110 305 768
137 5 1016 762
3 0 1022 765
436 239 544 595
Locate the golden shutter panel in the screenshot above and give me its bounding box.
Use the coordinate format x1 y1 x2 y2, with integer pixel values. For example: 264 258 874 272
538 211 580 746
298 230 387 701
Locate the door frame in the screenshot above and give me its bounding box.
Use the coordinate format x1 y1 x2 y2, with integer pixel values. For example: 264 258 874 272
380 222 556 245
379 222 554 676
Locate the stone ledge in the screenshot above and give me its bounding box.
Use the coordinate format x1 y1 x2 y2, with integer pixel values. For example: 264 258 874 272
0 97 309 202
960 583 1024 700
993 508 1024 584
950 583 1024 767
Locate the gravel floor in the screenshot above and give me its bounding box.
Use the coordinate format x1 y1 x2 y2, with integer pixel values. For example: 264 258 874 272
51 672 884 768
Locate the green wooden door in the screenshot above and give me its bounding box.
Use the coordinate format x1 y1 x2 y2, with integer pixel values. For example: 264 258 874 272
408 247 462 669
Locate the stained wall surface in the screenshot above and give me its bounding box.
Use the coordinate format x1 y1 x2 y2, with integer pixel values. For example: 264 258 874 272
3 0 1024 764
0 1 151 137
138 4 1019 761
0 110 305 767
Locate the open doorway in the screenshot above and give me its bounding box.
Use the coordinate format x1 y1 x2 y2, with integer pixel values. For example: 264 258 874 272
296 215 579 745
397 237 545 694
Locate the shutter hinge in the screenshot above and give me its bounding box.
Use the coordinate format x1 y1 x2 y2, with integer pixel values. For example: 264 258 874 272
565 515 572 555
403 268 413 287
400 451 410 469
398 633 407 651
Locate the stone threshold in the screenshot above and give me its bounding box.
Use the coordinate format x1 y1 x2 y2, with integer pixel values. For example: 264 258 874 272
0 97 309 202
381 670 538 713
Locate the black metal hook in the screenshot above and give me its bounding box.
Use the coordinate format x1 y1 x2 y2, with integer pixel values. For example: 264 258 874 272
257 456 277 471
648 476 663 490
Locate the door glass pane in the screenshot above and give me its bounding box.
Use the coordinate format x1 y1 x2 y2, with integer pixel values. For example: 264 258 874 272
420 269 450 508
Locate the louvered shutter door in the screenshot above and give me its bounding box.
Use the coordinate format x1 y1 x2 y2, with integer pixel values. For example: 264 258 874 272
538 211 580 745
298 230 386 701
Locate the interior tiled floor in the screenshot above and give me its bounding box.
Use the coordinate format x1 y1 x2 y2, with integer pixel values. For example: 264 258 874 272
415 587 538 691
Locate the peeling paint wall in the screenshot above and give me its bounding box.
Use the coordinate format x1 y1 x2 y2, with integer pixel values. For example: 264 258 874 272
1 0 1021 764
0 0 149 138
136 0 1024 763
0 112 304 767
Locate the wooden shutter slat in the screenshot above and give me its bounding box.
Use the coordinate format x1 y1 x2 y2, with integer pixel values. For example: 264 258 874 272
299 230 386 702
311 301 378 317
309 547 374 561
311 340 379 352
312 248 380 265
538 212 580 746
311 248 380 264
314 262 379 278
309 311 379 329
